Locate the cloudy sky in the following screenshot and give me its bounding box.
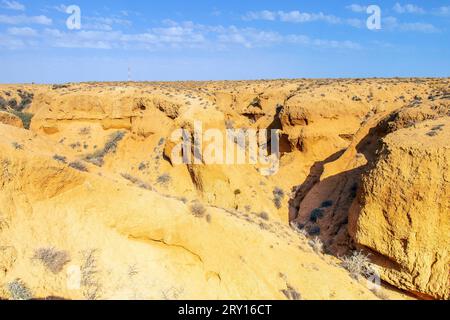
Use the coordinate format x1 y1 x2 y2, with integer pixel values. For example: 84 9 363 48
0 0 449 83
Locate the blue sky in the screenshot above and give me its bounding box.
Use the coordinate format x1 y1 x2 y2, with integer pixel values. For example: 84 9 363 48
0 0 449 83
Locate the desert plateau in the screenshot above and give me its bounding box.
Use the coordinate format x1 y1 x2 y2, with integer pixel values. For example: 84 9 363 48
0 78 448 300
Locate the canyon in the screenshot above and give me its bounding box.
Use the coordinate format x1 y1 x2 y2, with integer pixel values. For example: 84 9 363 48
0 78 448 300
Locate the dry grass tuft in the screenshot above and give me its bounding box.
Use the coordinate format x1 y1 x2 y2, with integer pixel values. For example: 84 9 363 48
33 247 71 274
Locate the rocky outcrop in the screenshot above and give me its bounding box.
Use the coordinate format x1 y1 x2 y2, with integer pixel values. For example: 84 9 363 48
349 116 450 299
1 79 449 300
289 100 449 299
0 124 381 300
0 111 23 128
280 98 369 158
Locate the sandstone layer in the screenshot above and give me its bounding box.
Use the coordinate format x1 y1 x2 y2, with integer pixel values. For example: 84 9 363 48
0 79 448 300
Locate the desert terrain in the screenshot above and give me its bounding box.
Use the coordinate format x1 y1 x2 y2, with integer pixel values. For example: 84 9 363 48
0 78 448 300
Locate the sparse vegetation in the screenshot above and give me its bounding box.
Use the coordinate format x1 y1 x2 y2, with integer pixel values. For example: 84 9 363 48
52 84 70 90
70 142 81 149
17 90 34 110
53 154 67 164
225 120 234 129
259 222 270 230
273 187 285 209
11 111 34 129
308 226 321 236
121 173 152 190
290 221 308 236
0 212 9 230
81 249 102 300
128 264 139 278
85 131 126 166
12 142 23 150
0 96 6 109
341 250 375 280
190 202 206 218
157 173 172 186
138 162 147 171
7 279 33 300
281 285 301 300
7 98 17 108
259 211 269 221
321 200 333 208
310 208 325 222
33 247 71 274
309 237 323 254
69 161 88 172
79 127 91 135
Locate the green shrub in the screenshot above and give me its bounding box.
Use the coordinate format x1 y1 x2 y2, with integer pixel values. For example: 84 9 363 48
310 208 325 222
0 97 7 110
320 200 333 208
17 90 33 111
11 111 34 129
85 131 126 166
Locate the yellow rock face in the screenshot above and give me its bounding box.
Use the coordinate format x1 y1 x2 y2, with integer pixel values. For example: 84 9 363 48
0 111 23 128
349 115 450 299
0 79 448 300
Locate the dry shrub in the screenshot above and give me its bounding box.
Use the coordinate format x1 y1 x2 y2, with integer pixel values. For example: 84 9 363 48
33 247 71 274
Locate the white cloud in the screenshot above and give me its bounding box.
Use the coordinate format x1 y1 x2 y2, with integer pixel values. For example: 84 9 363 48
346 4 367 13
1 0 25 11
52 4 68 13
0 14 52 25
1 19 362 51
211 9 221 17
435 6 450 16
399 22 439 33
243 10 277 21
244 10 342 24
384 16 439 33
286 35 362 49
7 26 37 37
346 18 364 28
243 10 365 28
0 34 25 48
217 26 283 48
393 3 425 14
83 16 132 31
279 11 341 24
